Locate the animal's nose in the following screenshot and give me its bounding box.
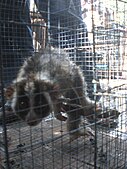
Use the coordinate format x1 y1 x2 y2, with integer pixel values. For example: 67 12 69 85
26 110 39 126
27 120 38 126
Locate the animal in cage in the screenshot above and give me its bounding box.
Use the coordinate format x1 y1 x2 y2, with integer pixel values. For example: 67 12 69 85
5 48 95 141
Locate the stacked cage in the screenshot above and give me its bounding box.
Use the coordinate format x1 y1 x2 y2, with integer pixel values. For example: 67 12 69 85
0 0 127 168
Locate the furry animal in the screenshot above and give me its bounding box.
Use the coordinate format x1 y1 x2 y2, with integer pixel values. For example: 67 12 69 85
6 48 95 141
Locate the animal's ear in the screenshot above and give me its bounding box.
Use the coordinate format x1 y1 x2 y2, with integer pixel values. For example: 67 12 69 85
5 85 15 100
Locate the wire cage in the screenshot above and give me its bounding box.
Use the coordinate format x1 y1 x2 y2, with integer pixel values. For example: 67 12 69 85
0 0 127 168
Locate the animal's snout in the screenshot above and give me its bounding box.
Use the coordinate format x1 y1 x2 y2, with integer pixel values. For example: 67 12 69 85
26 110 42 126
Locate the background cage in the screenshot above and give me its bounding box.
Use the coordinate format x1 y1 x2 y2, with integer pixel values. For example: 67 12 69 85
0 0 127 168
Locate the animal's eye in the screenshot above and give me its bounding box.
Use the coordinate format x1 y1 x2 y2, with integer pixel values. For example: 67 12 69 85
19 101 28 109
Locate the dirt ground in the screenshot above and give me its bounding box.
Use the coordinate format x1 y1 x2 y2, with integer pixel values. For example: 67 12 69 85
0 116 127 169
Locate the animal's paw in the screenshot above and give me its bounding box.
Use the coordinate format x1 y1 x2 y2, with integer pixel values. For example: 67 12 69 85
56 114 67 121
84 126 95 137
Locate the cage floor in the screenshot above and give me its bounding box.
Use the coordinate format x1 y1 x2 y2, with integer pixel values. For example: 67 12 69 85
0 117 127 169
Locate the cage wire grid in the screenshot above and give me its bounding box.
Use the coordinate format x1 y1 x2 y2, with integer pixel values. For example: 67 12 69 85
0 0 127 168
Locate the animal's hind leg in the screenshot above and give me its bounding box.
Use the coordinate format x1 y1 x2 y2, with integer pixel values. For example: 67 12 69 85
67 109 81 142
65 105 95 142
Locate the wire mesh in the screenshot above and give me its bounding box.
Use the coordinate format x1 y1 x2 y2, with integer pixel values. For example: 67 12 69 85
0 0 127 168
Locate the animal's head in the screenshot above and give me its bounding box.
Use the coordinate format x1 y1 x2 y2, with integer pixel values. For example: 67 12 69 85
5 79 55 126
